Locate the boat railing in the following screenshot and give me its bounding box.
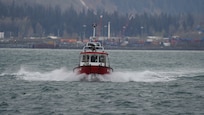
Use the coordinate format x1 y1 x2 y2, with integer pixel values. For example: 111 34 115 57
83 42 104 52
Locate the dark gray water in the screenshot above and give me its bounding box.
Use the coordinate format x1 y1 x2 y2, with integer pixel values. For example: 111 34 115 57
0 49 204 115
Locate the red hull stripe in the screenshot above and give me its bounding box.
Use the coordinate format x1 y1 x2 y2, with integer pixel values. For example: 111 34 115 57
74 66 113 75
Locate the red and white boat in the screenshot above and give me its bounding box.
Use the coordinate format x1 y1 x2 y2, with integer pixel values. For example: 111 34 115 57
73 41 113 76
73 23 113 81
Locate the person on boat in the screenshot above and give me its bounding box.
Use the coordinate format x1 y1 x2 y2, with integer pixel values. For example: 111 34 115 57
82 55 89 62
91 55 97 62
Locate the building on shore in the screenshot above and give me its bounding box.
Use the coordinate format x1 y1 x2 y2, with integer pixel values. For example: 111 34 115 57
0 32 4 39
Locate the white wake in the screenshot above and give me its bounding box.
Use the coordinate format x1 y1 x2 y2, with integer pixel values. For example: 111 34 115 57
3 66 185 82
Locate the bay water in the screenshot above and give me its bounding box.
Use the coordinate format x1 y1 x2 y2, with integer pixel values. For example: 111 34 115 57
0 48 204 114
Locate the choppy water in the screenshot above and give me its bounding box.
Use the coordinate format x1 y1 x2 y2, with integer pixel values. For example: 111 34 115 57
0 48 204 114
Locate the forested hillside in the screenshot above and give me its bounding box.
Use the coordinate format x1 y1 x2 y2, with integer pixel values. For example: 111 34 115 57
0 0 203 38
1 0 203 14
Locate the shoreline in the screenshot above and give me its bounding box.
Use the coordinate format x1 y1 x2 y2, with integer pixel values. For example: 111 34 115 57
1 46 204 51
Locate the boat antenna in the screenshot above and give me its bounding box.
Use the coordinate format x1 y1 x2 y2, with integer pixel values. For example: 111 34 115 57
91 23 97 42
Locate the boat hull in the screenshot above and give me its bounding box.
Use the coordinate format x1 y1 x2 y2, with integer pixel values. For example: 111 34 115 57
74 66 113 75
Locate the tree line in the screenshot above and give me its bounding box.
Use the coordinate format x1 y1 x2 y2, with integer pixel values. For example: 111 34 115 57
0 1 197 39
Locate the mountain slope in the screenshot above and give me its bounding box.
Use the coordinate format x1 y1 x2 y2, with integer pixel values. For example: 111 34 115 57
1 0 204 14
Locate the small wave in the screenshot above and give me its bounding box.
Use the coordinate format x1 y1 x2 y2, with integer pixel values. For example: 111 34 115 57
102 71 176 82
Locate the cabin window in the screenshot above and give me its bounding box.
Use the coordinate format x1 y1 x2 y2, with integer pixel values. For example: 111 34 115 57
91 55 98 62
99 55 106 63
82 55 89 62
